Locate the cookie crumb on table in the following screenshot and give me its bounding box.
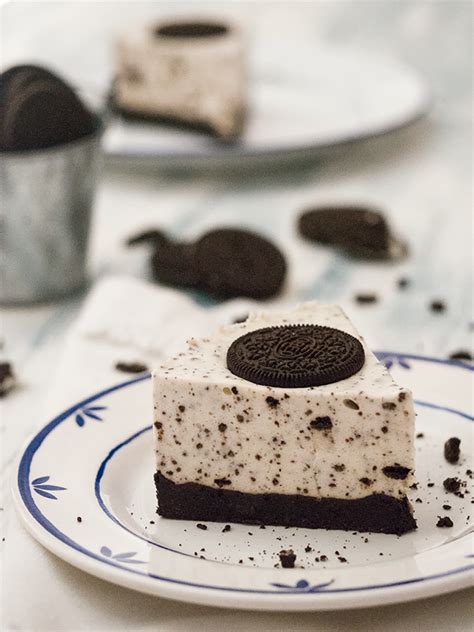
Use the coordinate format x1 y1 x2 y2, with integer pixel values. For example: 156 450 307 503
444 437 461 464
279 549 296 568
114 361 149 374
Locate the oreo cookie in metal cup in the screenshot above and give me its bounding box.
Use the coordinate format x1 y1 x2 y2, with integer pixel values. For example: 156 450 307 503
0 65 102 304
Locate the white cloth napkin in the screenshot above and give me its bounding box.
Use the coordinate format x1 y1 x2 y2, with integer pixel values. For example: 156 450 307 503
47 275 295 410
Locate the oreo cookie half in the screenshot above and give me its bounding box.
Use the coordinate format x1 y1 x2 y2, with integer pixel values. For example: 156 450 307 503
195 229 286 299
226 324 365 388
298 206 406 260
0 64 96 151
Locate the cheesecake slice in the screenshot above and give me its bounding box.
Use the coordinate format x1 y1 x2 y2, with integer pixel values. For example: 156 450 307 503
114 19 246 138
152 302 416 534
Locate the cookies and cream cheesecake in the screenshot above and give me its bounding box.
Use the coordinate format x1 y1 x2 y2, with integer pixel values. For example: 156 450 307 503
114 19 246 138
152 302 416 534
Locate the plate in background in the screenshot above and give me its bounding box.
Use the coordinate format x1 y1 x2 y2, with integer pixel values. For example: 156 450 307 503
103 49 430 165
12 353 473 610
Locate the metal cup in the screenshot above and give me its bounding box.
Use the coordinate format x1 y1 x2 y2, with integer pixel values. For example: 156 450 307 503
0 122 102 305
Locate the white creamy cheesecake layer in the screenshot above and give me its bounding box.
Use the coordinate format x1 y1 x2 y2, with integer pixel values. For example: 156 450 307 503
152 302 415 499
115 22 246 137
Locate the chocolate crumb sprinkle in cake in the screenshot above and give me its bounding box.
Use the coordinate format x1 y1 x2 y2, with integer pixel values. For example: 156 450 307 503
152 301 417 534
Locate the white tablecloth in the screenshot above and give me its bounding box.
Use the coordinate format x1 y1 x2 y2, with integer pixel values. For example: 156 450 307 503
1 1 473 630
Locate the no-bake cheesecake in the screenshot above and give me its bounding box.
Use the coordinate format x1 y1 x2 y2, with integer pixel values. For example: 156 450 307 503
152 302 416 534
114 19 246 138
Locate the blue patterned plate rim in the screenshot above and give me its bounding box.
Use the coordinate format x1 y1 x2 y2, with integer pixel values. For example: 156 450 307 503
12 352 474 609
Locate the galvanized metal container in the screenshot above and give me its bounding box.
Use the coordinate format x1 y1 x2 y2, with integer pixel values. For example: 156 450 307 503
0 124 102 305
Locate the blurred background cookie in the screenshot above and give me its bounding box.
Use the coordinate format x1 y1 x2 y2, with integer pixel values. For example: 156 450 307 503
0 64 96 152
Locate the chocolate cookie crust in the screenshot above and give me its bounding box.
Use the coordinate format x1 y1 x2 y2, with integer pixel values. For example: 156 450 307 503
155 472 416 535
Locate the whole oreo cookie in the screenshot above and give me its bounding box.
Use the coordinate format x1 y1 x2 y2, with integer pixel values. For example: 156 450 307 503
298 206 406 260
195 229 286 299
0 64 96 151
226 324 365 388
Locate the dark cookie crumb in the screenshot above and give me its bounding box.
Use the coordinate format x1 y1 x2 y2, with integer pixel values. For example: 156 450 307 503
343 399 360 410
430 299 446 313
442 504 451 510
279 549 296 568
320 554 328 562
449 350 472 361
222 524 231 533
355 293 378 305
0 362 16 397
309 416 333 430
338 556 347 563
416 432 424 439
265 396 280 409
76 516 82 523
382 465 411 480
427 482 434 488
382 402 397 410
436 516 453 528
196 523 207 530
359 477 373 486
115 361 149 374
304 545 312 553
444 437 461 464
443 477 461 493
214 478 231 487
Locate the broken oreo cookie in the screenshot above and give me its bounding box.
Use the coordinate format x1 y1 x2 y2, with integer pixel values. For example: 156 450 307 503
226 324 365 388
0 65 96 152
298 205 406 260
129 227 286 299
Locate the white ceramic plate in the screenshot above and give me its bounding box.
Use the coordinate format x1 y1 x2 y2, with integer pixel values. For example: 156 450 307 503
103 49 430 165
13 353 473 611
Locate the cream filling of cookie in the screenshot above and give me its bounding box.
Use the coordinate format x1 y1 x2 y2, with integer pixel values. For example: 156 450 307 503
152 302 415 499
114 21 246 137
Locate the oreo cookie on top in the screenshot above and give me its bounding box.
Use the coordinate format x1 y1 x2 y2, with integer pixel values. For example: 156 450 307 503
298 205 407 260
0 64 96 151
226 324 365 388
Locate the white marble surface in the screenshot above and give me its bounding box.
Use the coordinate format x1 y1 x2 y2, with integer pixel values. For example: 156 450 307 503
1 1 473 630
